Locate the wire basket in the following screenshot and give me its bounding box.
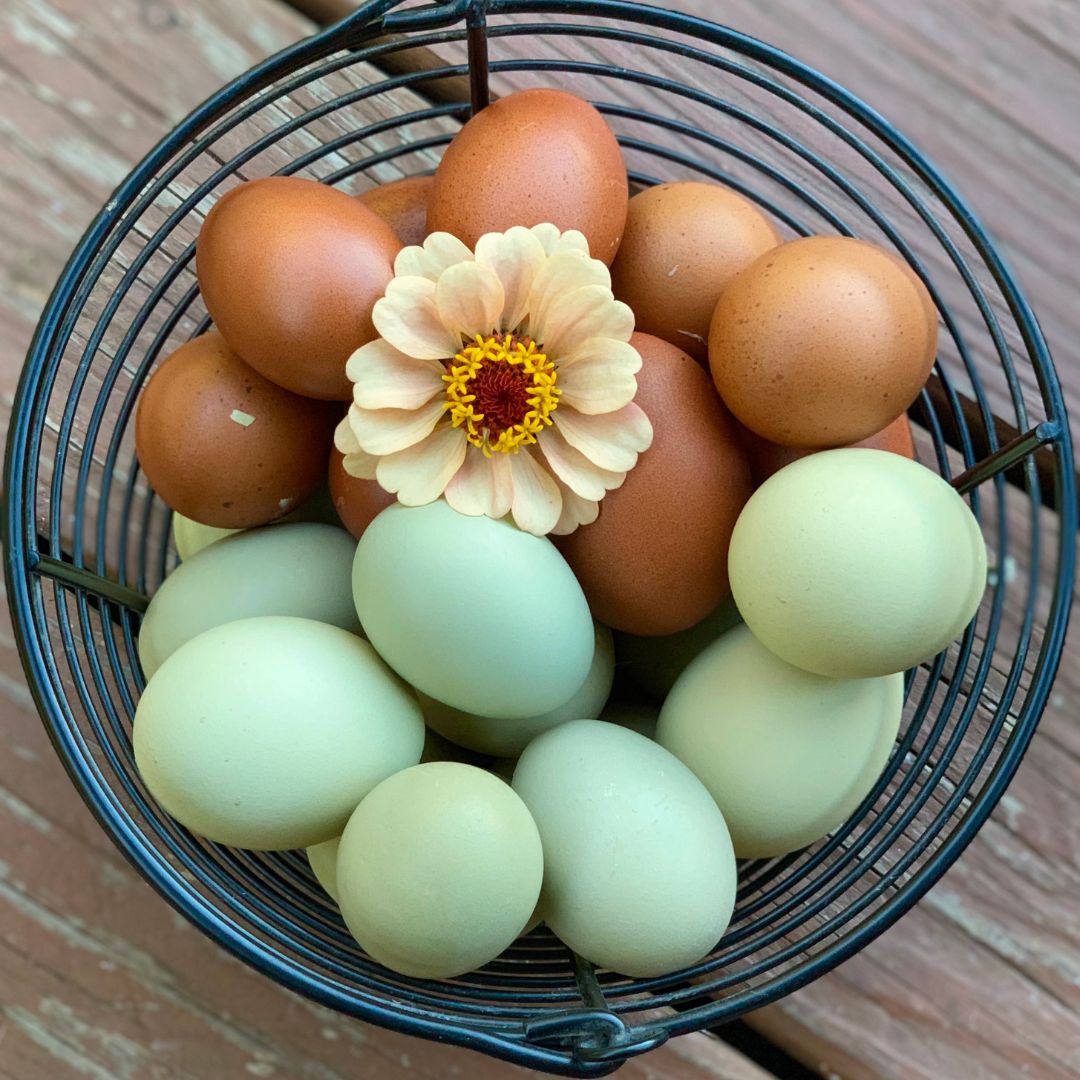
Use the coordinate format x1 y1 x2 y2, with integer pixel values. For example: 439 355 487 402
4 0 1075 1073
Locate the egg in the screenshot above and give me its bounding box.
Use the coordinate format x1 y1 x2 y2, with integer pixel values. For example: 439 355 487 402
197 177 401 400
417 623 613 756
427 89 628 265
420 726 489 766
353 501 594 718
738 413 917 487
307 837 340 901
358 176 432 247
139 522 360 677
658 625 903 858
136 332 337 528
597 702 658 740
557 332 752 635
171 514 239 560
709 236 938 447
729 449 988 677
615 596 742 703
336 763 543 979
133 616 424 849
513 720 736 977
328 448 396 540
610 182 780 361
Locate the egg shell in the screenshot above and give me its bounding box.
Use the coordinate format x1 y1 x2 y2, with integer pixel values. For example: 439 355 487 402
610 182 780 361
172 515 239 561
597 702 658 740
353 501 594 719
513 719 736 977
418 623 613 756
358 176 432 247
709 236 938 447
336 763 543 979
196 177 401 400
136 332 337 528
556 332 752 635
420 726 489 767
427 89 628 265
615 597 742 703
139 523 361 679
307 837 340 901
133 616 425 850
658 625 903 858
738 413 917 487
729 449 988 677
328 447 396 540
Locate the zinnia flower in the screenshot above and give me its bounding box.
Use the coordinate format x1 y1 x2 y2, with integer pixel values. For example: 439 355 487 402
335 224 652 536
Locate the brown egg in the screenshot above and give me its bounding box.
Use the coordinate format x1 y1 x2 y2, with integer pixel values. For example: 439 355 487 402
196 177 401 401
611 182 780 361
738 413 918 487
709 236 938 447
427 89 628 265
556 332 752 636
358 176 432 247
135 332 337 528
328 447 396 540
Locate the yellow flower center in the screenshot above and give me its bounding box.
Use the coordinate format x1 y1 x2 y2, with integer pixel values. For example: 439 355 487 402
442 333 560 455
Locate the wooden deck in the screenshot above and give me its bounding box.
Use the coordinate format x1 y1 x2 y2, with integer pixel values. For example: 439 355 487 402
0 1 1077 1078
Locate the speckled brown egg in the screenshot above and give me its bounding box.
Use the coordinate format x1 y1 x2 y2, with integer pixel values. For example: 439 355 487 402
358 176 432 247
197 177 401 401
135 331 337 528
610 182 780 361
709 236 938 447
739 413 917 487
328 447 396 540
427 89 628 265
556 332 752 636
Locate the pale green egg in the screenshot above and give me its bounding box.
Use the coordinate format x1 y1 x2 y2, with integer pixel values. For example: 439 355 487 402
336 763 543 979
597 702 658 740
140 523 360 679
729 449 988 677
352 501 594 719
307 836 340 901
513 719 736 978
134 616 424 850
172 513 239 560
418 623 613 756
658 625 903 858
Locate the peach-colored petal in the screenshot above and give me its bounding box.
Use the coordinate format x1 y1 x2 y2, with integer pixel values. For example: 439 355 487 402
554 401 653 472
349 398 446 456
435 261 504 340
538 423 624 501
347 338 445 410
335 416 379 479
527 252 610 343
394 232 474 281
444 447 511 518
475 226 546 332
557 337 642 414
375 423 467 506
373 276 460 360
530 224 590 257
550 481 600 536
508 448 562 535
540 286 634 357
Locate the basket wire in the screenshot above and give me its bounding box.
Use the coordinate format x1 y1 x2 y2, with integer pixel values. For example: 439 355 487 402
3 0 1075 1074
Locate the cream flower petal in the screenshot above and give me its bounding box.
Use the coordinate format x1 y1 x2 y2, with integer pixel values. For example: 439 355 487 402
489 453 514 519
335 416 379 479
550 481 600 536
373 276 460 360
508 448 563 536
557 338 642 415
348 338 445 410
555 401 653 472
542 286 634 357
394 232 474 281
435 261 505 340
527 252 610 342
531 223 590 257
349 398 446 456
539 423 624 501
444 447 510 518
375 423 467 506
475 226 547 332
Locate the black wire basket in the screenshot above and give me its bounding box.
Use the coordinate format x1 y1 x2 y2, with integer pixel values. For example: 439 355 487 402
4 0 1076 1074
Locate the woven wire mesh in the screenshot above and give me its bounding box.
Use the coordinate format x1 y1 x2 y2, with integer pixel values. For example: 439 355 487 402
3 0 1075 1073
